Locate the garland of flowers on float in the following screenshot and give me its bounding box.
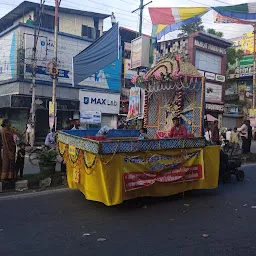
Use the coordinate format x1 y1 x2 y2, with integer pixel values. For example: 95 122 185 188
131 54 201 90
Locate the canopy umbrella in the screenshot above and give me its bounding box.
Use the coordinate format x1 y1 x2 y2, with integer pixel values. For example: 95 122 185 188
206 114 218 122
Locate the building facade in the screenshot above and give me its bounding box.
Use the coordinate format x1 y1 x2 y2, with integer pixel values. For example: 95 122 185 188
155 32 232 127
0 1 115 141
226 55 254 127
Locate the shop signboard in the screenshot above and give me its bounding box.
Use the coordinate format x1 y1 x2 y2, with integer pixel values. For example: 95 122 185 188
79 90 120 115
215 74 225 82
194 39 226 54
205 103 224 112
205 83 222 103
80 111 101 124
205 72 216 81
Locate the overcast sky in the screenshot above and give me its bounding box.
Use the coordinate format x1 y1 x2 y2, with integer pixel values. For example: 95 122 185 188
0 0 255 39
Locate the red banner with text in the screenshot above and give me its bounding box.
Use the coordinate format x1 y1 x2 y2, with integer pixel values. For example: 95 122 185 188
123 149 204 191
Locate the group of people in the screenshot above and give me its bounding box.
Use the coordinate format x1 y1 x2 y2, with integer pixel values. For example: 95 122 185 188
205 120 253 154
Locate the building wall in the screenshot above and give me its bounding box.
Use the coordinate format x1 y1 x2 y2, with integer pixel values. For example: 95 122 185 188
0 29 20 81
13 10 104 37
0 24 92 85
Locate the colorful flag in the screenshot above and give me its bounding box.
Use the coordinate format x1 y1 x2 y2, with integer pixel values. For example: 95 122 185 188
148 7 209 40
214 11 250 24
213 2 256 22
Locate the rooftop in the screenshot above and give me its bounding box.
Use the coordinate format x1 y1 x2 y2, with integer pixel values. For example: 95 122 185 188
0 1 110 32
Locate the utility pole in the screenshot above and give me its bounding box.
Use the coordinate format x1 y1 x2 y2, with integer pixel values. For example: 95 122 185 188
52 0 61 130
30 0 45 146
132 0 152 74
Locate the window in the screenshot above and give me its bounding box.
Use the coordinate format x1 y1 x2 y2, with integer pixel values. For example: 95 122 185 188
81 25 100 40
41 13 55 30
195 50 222 74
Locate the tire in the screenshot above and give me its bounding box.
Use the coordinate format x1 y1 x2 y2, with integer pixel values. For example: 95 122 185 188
236 170 245 182
222 172 232 184
29 149 41 165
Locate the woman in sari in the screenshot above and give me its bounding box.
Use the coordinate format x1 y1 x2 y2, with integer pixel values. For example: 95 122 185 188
0 119 24 181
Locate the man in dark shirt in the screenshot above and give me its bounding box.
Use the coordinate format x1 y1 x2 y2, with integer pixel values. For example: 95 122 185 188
211 120 220 145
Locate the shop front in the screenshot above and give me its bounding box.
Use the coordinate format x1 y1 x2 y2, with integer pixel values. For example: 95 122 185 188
0 94 79 142
79 90 120 129
205 103 224 128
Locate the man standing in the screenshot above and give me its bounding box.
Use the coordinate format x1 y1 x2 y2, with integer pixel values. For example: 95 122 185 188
237 120 248 154
211 120 220 145
168 117 187 138
111 12 116 26
246 120 252 153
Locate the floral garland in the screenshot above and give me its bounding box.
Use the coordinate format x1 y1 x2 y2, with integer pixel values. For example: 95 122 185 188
131 54 200 87
83 151 97 169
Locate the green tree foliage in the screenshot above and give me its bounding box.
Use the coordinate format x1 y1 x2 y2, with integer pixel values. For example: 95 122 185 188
206 28 223 38
178 18 204 37
227 47 243 65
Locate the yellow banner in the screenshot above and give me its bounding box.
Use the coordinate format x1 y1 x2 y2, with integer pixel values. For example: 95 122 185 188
249 109 256 118
122 148 204 191
49 101 55 116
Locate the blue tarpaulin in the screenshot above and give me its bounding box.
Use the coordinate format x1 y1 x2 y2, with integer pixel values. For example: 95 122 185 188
73 23 119 86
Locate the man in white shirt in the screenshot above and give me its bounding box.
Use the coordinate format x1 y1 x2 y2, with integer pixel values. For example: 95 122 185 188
226 128 232 141
237 121 248 154
26 120 34 147
204 127 212 142
111 12 116 26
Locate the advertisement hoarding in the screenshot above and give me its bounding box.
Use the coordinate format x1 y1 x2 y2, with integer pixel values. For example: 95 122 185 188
131 35 150 69
205 83 222 103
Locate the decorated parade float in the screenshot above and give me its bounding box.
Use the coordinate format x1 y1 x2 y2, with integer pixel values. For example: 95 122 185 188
57 56 220 206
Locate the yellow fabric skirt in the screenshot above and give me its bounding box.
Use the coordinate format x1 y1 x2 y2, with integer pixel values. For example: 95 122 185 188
59 143 220 206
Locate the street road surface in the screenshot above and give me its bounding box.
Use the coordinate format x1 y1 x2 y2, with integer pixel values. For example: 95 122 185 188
1 165 256 256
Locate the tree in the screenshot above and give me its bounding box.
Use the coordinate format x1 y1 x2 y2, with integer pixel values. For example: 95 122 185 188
206 28 223 38
177 18 204 37
227 47 243 66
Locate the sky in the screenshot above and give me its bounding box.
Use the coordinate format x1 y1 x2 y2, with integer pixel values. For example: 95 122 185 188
0 0 255 39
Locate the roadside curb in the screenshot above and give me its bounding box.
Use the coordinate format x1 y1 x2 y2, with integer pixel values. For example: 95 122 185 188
0 187 69 201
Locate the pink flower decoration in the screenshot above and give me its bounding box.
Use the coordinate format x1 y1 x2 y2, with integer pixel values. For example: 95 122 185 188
172 71 182 77
131 74 139 85
143 74 149 81
154 71 162 81
175 55 182 62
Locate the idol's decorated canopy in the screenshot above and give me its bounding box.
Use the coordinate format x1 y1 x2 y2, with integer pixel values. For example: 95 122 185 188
134 55 205 138
149 2 256 41
132 54 202 90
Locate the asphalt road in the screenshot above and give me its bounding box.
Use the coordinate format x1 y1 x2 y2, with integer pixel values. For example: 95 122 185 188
1 165 256 256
